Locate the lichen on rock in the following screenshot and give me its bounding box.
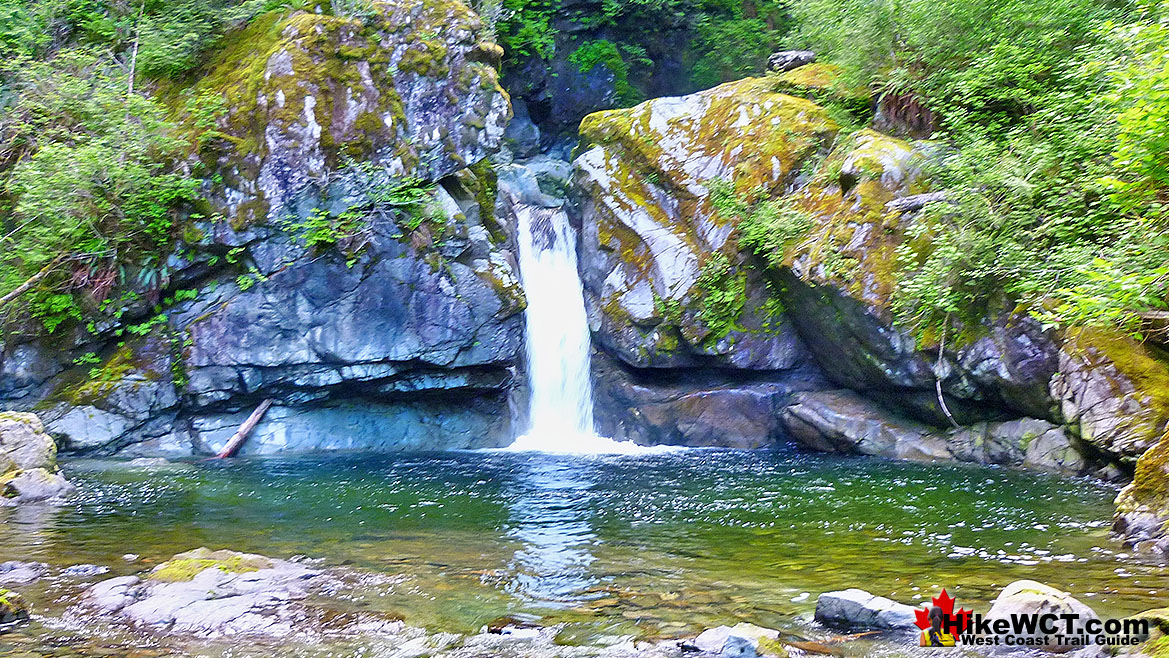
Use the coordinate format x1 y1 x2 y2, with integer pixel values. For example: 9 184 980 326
176 0 511 226
575 77 838 369
0 412 73 504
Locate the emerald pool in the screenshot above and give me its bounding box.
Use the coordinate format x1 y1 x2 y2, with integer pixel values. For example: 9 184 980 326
1 449 1164 647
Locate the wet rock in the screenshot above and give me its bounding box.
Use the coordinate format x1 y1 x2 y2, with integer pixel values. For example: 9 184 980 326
782 390 949 461
0 588 30 627
1114 430 1169 554
0 414 74 504
783 391 1092 474
0 413 57 473
85 548 324 637
814 589 917 630
1 468 75 504
593 350 821 448
693 624 780 657
984 580 1098 652
1051 329 1169 461
61 564 111 578
504 99 542 159
0 562 47 585
767 50 816 72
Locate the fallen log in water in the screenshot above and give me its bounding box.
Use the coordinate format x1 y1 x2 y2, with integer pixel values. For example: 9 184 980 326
214 399 273 459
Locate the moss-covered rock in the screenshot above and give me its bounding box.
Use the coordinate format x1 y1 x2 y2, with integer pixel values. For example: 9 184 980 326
1052 328 1169 460
150 547 274 582
0 412 73 504
0 412 56 474
0 588 30 626
1114 429 1169 553
174 0 510 225
575 77 837 369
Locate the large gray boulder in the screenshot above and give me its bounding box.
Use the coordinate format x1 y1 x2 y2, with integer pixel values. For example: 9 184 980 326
190 0 510 226
0 0 526 457
983 580 1099 652
575 78 836 372
814 589 917 630
0 412 73 503
85 548 324 637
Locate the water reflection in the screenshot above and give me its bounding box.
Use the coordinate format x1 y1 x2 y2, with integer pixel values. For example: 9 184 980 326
502 455 599 605
0 503 65 559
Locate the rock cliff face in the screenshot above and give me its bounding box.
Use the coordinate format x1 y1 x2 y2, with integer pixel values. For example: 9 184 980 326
0 0 523 456
567 66 1169 547
572 78 836 447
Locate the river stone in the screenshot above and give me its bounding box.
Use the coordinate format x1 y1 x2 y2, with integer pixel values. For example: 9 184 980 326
1 468 75 504
984 580 1099 652
694 626 763 657
783 390 1092 474
0 588 30 626
0 413 57 473
815 589 917 630
781 390 950 461
61 564 111 578
86 548 323 637
0 562 47 585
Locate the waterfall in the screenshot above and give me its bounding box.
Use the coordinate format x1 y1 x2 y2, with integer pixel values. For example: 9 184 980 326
507 204 652 454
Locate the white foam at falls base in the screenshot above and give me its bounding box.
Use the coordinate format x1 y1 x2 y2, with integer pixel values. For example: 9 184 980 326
506 204 671 456
505 430 682 456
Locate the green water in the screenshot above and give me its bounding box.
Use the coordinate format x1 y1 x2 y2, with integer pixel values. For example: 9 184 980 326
1 449 1165 642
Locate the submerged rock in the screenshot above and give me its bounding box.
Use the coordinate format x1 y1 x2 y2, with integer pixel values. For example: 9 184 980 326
0 587 30 628
814 589 917 631
0 561 47 585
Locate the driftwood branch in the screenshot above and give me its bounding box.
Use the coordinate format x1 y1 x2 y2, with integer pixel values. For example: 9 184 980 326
886 191 951 214
0 256 65 310
935 314 961 429
215 399 273 459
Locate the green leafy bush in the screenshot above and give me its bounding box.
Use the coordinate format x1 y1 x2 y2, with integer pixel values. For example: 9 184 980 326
0 49 199 331
785 0 1169 338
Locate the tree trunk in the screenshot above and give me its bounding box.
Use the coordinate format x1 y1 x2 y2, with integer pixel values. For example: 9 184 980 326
215 399 274 459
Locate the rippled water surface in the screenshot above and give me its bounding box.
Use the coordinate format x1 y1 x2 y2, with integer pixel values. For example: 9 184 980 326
1 449 1165 641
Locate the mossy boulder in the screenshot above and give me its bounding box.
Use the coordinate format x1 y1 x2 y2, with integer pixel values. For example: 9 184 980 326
149 547 274 582
176 0 510 225
1052 328 1169 461
770 62 870 114
0 412 56 474
1114 429 1169 553
574 77 837 369
0 412 73 504
0 588 30 627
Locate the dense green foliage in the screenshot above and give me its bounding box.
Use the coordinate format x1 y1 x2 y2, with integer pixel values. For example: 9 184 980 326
788 0 1169 338
0 0 292 74
0 49 200 331
496 0 790 97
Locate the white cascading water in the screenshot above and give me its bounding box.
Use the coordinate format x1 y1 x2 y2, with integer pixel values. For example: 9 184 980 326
507 204 654 454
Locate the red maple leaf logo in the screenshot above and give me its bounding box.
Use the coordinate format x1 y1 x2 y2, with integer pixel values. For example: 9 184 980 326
914 589 972 633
